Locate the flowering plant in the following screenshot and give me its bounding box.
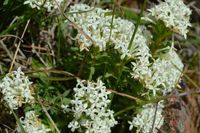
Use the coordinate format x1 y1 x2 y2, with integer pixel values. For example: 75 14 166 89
0 0 195 133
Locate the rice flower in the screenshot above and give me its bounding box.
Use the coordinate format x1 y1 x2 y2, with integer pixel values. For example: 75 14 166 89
145 0 192 38
24 0 64 12
67 4 151 60
0 67 34 110
17 111 51 133
132 48 184 96
67 79 117 133
128 101 164 133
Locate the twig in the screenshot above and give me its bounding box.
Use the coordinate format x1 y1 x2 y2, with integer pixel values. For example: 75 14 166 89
176 90 200 97
0 124 14 131
22 45 50 52
31 43 49 67
107 89 144 103
0 34 23 42
9 16 19 27
0 40 13 60
102 88 199 105
188 1 200 15
5 129 9 133
145 90 200 104
173 62 200 90
26 69 77 78
38 98 61 133
9 19 30 72
185 70 200 75
183 72 200 90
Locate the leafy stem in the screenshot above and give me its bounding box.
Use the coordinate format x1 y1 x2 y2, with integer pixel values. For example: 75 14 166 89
128 0 147 50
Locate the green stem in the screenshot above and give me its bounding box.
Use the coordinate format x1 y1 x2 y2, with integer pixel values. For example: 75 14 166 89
109 60 125 108
116 60 125 85
108 4 116 43
128 0 147 50
119 120 126 133
57 17 62 61
88 48 97 80
103 4 116 81
114 105 135 117
11 109 26 133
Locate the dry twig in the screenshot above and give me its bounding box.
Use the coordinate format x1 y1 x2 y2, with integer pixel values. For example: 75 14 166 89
9 19 30 72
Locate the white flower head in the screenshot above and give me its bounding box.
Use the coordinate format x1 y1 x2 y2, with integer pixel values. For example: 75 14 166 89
130 27 152 82
145 0 192 38
17 111 51 133
67 4 151 60
131 48 184 96
129 101 164 133
24 0 64 12
149 48 184 95
68 79 117 133
0 67 34 110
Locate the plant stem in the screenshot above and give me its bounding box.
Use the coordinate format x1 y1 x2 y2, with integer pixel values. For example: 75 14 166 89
11 109 26 133
114 105 135 117
108 4 116 43
128 0 147 50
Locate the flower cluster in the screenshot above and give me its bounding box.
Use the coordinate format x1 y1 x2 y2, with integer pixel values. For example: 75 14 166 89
67 79 117 133
24 0 64 12
148 49 184 95
128 101 164 133
132 48 184 96
145 0 192 38
67 4 151 59
130 48 183 131
17 111 51 133
0 67 34 110
68 4 186 132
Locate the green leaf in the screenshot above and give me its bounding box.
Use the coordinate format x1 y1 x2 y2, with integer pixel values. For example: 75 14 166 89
62 98 71 105
88 66 95 80
3 0 9 5
63 90 70 97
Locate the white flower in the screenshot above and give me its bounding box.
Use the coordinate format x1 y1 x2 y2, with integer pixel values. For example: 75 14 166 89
17 111 51 133
0 67 34 110
149 48 184 95
66 4 151 60
61 104 70 113
67 79 117 133
68 120 80 132
24 0 64 12
132 47 184 96
145 0 192 38
128 101 164 133
130 27 152 82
